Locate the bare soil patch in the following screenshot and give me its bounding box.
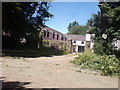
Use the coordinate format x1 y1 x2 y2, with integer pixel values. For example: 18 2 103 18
0 54 118 88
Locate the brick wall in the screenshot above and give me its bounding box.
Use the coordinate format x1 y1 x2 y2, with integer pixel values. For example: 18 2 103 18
42 29 67 42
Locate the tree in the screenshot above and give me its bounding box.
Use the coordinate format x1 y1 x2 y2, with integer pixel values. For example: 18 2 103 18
67 21 87 35
2 2 53 49
68 25 87 35
87 1 120 55
67 21 79 31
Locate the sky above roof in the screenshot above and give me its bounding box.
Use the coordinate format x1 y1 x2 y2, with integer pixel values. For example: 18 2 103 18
45 2 100 34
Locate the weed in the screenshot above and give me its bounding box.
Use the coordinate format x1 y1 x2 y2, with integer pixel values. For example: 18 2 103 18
71 53 119 76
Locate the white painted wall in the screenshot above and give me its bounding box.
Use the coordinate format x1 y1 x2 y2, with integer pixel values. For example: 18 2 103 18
86 34 91 41
75 46 78 52
73 40 85 46
71 33 96 52
72 40 85 52
90 41 94 49
76 41 85 46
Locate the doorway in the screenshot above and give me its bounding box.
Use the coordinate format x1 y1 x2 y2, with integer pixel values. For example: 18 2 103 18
78 46 84 52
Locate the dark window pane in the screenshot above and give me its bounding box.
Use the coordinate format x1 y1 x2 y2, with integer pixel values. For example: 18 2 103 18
57 34 59 40
47 30 49 37
81 41 84 44
44 31 46 37
61 36 63 40
53 32 55 39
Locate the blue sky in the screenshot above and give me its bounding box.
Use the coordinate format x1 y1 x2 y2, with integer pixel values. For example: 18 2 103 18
45 2 100 34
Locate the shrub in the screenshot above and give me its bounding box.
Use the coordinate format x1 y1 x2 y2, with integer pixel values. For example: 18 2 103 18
71 53 119 76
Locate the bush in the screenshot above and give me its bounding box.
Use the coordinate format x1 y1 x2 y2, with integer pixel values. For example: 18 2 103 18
71 53 119 76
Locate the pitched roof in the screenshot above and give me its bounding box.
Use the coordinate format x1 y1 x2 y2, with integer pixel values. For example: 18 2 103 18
66 34 86 41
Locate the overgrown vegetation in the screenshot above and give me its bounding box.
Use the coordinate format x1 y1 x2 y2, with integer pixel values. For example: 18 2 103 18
71 1 120 77
43 40 70 54
3 40 70 57
71 53 119 77
87 2 120 56
2 2 53 50
67 21 87 35
2 46 68 57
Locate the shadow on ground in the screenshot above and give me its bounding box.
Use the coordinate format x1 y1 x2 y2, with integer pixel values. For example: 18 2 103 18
0 77 60 90
1 80 61 90
0 80 31 89
2 46 66 58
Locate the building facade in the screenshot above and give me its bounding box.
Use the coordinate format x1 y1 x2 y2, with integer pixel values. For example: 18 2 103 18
42 26 67 42
42 26 95 53
42 26 73 53
66 34 95 53
42 26 120 53
66 34 86 53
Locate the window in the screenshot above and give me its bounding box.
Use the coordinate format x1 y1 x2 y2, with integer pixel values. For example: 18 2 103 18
47 30 49 37
53 32 55 39
61 36 63 41
72 40 76 43
74 40 76 43
81 41 84 44
57 34 59 40
44 30 46 37
65 37 67 41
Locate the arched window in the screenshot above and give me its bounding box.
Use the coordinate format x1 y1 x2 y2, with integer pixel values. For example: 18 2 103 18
57 34 59 40
47 30 49 37
44 30 46 37
65 37 67 41
61 36 63 41
53 32 55 39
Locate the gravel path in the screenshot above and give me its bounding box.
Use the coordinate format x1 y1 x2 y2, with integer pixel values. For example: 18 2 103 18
0 54 118 88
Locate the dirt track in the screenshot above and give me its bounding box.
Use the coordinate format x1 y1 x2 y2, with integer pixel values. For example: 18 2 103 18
0 54 118 88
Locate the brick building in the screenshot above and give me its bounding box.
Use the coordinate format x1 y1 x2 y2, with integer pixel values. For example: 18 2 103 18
42 26 67 42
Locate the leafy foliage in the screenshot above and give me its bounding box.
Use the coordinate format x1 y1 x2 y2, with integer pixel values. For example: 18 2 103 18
2 2 53 49
67 21 79 31
67 21 87 35
3 46 66 57
71 53 119 76
43 40 70 54
87 2 120 56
